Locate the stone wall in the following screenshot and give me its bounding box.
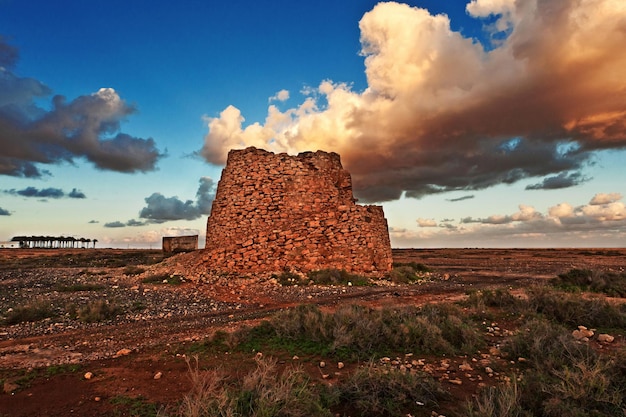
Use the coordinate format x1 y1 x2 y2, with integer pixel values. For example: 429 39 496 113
204 147 392 276
163 235 198 253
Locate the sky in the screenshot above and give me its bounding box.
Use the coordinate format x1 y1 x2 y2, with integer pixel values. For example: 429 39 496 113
1 0 625 248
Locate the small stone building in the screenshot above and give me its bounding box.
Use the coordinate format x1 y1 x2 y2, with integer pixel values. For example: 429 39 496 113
204 147 392 276
162 235 198 253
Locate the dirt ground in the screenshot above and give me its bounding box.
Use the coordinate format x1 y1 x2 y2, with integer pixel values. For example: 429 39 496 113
1 248 624 416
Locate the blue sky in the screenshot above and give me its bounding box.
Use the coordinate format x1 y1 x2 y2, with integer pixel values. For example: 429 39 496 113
1 0 625 248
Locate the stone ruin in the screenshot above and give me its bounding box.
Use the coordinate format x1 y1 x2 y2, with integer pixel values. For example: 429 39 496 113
203 147 392 276
162 235 198 253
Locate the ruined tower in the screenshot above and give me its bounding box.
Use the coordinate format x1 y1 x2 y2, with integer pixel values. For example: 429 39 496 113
204 147 392 276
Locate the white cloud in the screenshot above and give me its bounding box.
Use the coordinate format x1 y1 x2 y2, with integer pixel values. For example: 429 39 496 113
395 193 626 247
590 193 622 206
269 89 290 102
417 218 437 227
199 0 626 203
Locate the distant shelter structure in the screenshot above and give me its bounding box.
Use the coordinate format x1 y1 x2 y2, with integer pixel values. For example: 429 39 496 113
10 236 97 249
162 235 198 253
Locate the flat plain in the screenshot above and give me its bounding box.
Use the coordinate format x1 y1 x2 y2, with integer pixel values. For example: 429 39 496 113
1 248 625 416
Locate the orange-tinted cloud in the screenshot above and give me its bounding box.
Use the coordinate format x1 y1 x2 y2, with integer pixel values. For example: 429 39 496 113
200 0 626 202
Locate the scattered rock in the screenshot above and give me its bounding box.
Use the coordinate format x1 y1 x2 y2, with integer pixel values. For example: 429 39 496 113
84 372 94 380
114 348 132 357
448 378 462 385
337 362 344 369
94 397 101 402
3 382 19 394
598 334 615 343
459 362 473 372
319 361 326 368
154 372 162 380
572 327 594 341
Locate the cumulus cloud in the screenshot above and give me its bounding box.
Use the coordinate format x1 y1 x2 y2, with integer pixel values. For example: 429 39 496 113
269 89 290 102
139 177 216 223
0 206 10 215
400 192 626 247
589 193 622 206
0 38 163 178
4 186 87 199
199 0 626 202
417 218 438 227
525 172 588 190
88 220 99 224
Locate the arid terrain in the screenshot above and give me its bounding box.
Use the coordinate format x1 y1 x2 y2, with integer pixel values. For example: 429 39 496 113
1 248 625 416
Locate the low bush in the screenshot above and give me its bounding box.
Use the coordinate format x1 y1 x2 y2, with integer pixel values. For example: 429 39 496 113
76 300 122 323
123 265 146 275
526 286 626 329
335 361 447 417
56 283 105 292
388 262 433 284
142 274 185 285
272 270 304 286
171 356 331 417
4 299 57 325
236 303 483 360
466 380 530 417
307 269 369 286
552 268 626 297
467 317 626 416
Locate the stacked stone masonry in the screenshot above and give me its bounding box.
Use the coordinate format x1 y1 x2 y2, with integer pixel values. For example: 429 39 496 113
204 147 392 276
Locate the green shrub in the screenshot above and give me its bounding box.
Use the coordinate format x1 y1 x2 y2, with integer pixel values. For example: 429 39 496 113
466 380 531 417
552 268 626 297
307 269 370 286
238 303 483 359
392 262 432 273
272 270 304 286
486 317 626 416
335 361 447 417
527 286 626 329
77 300 122 322
172 356 331 417
109 395 159 417
123 265 146 275
56 283 105 292
5 299 57 325
141 273 185 285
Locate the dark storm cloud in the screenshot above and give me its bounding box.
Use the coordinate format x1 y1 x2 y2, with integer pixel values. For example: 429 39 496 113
139 177 216 223
4 186 87 199
104 221 126 228
0 206 10 216
126 219 146 227
195 177 217 214
103 219 147 228
139 194 201 222
0 38 163 178
447 195 475 202
68 188 87 199
7 186 64 198
525 172 588 190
